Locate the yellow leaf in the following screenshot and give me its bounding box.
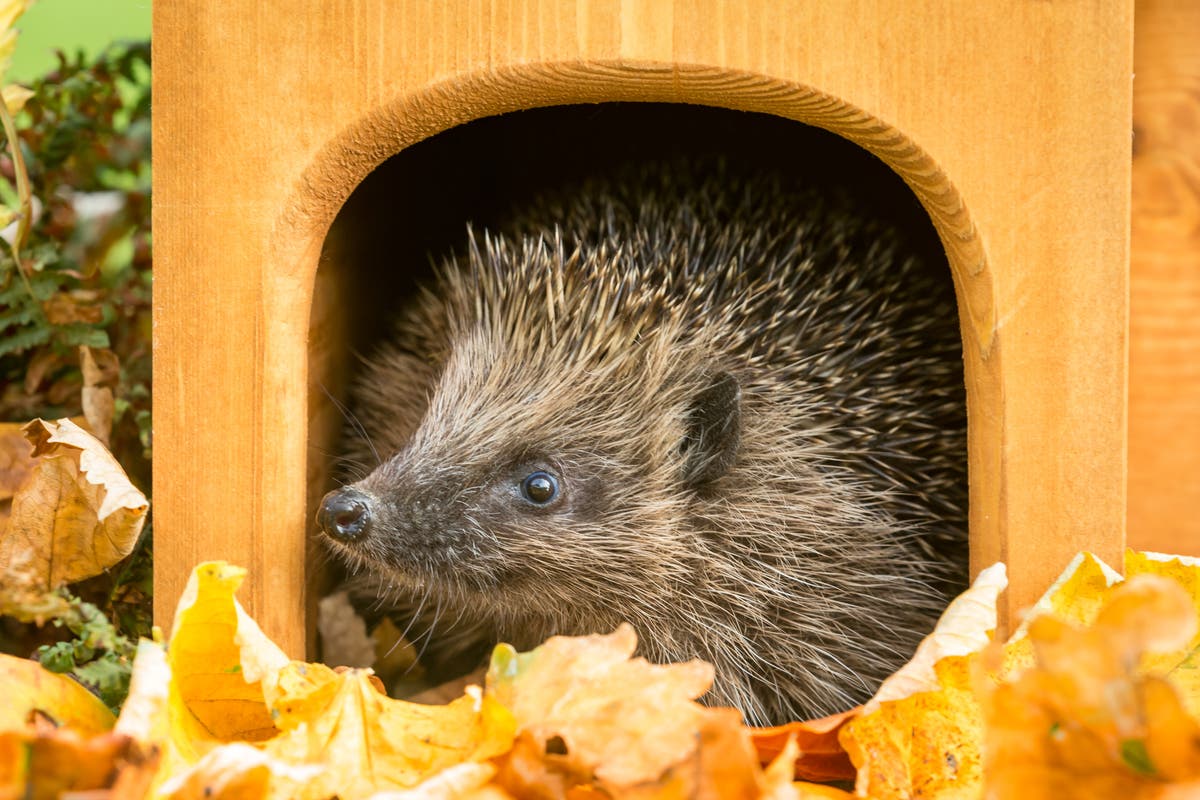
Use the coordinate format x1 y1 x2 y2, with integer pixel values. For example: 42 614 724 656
0 28 16 77
260 666 514 799
0 652 114 735
839 563 1008 799
998 552 1124 679
1126 551 1200 717
841 654 982 800
163 561 514 799
981 574 1200 799
0 418 147 589
167 562 288 759
0 652 153 800
157 742 322 800
0 0 27 37
1 82 30 113
363 762 511 800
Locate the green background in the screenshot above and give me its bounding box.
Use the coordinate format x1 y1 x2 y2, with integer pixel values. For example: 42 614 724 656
9 0 151 82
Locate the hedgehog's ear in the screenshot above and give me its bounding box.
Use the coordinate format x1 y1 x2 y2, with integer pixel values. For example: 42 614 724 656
681 370 741 488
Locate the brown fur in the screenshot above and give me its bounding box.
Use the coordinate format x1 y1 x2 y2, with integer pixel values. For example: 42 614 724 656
325 161 966 725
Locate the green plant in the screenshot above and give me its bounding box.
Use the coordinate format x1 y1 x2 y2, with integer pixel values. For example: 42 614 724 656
0 42 152 711
0 42 151 473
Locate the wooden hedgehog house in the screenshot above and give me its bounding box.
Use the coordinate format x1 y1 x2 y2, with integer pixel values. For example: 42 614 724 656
153 2 1132 658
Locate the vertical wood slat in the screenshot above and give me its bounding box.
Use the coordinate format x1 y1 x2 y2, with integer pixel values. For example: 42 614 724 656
1128 0 1200 556
153 1 1131 656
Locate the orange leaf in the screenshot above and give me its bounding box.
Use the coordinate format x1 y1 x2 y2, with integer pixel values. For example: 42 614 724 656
0 724 158 800
487 624 715 791
750 708 858 783
486 624 801 798
0 652 114 735
982 574 1200 799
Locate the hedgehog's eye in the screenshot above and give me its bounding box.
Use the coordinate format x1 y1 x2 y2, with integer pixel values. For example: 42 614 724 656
520 471 559 505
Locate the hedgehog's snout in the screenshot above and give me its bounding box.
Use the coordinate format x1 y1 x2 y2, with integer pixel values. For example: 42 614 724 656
318 487 373 542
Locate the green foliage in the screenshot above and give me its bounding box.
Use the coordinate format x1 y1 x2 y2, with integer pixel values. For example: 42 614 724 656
0 42 152 713
0 42 151 476
35 593 137 713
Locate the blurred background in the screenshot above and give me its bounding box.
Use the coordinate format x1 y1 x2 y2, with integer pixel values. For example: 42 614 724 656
9 0 149 82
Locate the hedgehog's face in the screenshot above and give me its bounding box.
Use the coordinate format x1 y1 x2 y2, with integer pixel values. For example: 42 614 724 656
317 329 743 615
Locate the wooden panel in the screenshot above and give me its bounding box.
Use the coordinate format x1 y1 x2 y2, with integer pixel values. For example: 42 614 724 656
1128 0 1200 555
153 0 1131 655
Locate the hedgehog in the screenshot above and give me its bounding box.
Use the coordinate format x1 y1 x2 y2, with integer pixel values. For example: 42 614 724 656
317 159 967 726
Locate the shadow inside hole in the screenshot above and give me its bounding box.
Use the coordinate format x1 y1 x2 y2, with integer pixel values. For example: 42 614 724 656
322 103 948 357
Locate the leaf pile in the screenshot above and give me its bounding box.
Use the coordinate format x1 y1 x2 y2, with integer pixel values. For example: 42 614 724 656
1 419 1198 798
0 546 1197 799
840 552 1200 800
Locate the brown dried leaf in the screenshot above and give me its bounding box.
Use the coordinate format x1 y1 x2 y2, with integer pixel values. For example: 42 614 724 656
42 291 103 324
22 347 63 394
0 421 36 509
0 418 147 588
80 346 115 445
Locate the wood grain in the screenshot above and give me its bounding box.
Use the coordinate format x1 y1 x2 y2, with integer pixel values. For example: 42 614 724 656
154 1 1131 655
1128 0 1200 556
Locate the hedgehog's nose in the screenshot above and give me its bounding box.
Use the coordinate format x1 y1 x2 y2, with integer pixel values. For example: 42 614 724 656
318 488 372 542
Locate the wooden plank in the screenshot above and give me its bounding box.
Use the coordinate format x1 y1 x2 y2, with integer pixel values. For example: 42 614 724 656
153 0 1131 653
1128 0 1200 556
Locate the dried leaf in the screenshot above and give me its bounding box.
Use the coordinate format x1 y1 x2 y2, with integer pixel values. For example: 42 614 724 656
365 762 511 800
750 708 858 783
484 625 804 798
1126 552 1200 717
317 589 376 669
0 552 72 622
156 743 321 800
0 653 152 800
0 421 36 507
0 652 114 735
487 625 716 792
0 418 147 588
261 665 514 799
982 575 1200 799
167 562 514 800
1000 552 1124 678
867 562 1007 712
0 723 157 800
166 562 288 757
42 291 104 325
1 82 30 113
80 346 115 445
839 563 1007 799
